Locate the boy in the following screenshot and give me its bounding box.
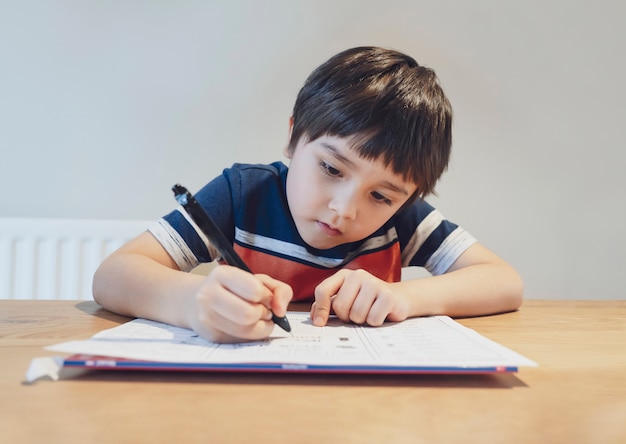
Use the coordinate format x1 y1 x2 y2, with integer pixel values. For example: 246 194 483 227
93 46 523 343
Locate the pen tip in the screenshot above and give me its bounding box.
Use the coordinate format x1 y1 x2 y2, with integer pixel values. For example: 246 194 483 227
272 314 292 333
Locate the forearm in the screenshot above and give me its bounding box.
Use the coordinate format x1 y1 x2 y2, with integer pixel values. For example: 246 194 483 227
393 262 524 318
92 253 203 329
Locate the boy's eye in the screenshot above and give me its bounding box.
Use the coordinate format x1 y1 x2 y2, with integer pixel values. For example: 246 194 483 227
320 161 341 177
371 191 393 206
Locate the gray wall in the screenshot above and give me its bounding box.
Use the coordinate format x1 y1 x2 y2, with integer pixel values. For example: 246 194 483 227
2 1 625 300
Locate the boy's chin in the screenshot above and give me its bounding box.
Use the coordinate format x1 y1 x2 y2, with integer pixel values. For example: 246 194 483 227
298 232 339 251
301 235 354 252
302 238 338 251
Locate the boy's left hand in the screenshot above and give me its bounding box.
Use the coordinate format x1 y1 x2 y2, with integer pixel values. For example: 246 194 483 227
311 269 409 327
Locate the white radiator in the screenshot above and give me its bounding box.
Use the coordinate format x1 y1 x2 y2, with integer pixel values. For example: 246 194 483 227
0 218 151 300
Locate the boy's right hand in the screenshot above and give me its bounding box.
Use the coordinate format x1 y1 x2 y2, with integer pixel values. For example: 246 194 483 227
185 265 293 343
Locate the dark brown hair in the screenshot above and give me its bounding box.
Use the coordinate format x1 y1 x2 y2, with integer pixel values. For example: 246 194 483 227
288 46 452 198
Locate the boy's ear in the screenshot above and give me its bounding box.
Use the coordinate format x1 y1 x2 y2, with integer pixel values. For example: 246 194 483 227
283 116 294 159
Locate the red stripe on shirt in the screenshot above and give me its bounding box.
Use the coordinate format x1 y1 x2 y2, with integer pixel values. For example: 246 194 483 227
234 244 402 301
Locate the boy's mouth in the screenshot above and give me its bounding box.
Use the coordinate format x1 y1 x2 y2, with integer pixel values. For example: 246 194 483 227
317 221 342 236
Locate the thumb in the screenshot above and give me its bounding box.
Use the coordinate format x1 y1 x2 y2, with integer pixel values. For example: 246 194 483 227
255 274 293 316
311 301 331 327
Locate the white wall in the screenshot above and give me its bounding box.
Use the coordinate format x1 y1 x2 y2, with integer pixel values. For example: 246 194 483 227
1 1 625 300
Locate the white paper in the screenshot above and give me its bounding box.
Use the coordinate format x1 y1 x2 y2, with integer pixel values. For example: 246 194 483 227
46 313 536 369
25 356 65 383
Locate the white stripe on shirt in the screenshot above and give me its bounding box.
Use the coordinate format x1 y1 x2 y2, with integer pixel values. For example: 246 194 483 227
424 227 476 275
401 209 445 266
148 218 201 272
235 227 398 268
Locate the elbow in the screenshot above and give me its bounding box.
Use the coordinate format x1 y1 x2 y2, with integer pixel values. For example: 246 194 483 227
92 258 112 309
91 263 105 306
506 268 524 312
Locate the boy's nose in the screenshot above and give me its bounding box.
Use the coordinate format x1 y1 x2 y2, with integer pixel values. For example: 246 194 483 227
328 190 358 220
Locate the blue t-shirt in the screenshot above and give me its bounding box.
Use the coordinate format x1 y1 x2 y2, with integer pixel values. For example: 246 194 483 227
149 162 475 301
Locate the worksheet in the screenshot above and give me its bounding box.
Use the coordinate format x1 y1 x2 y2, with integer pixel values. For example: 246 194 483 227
47 313 536 372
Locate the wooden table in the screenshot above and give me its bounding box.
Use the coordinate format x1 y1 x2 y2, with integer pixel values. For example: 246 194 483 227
1 300 625 444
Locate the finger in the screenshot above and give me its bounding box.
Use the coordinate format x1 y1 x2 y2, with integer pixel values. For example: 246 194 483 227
255 274 293 317
205 313 276 342
198 282 271 327
364 288 394 326
202 267 274 324
212 265 273 304
347 279 378 325
192 287 274 342
329 269 366 322
313 271 346 326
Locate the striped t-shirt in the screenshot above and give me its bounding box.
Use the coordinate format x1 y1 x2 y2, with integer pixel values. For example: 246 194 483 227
149 162 476 301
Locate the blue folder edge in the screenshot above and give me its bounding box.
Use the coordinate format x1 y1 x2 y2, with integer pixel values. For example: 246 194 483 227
63 354 518 374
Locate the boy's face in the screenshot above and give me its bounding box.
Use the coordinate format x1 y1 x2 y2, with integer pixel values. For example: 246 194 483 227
284 134 417 250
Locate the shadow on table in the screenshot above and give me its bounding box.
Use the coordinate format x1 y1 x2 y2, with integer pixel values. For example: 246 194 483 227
59 366 527 389
74 301 132 323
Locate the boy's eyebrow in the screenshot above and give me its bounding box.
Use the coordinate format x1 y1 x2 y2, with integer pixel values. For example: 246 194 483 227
320 141 356 168
379 180 410 196
320 141 410 196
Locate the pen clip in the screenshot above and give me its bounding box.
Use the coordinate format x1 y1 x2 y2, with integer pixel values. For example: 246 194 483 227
172 184 191 206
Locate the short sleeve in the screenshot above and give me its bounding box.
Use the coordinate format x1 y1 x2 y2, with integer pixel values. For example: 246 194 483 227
395 200 476 275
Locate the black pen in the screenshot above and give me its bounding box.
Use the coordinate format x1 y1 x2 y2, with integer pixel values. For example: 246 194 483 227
172 184 291 333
